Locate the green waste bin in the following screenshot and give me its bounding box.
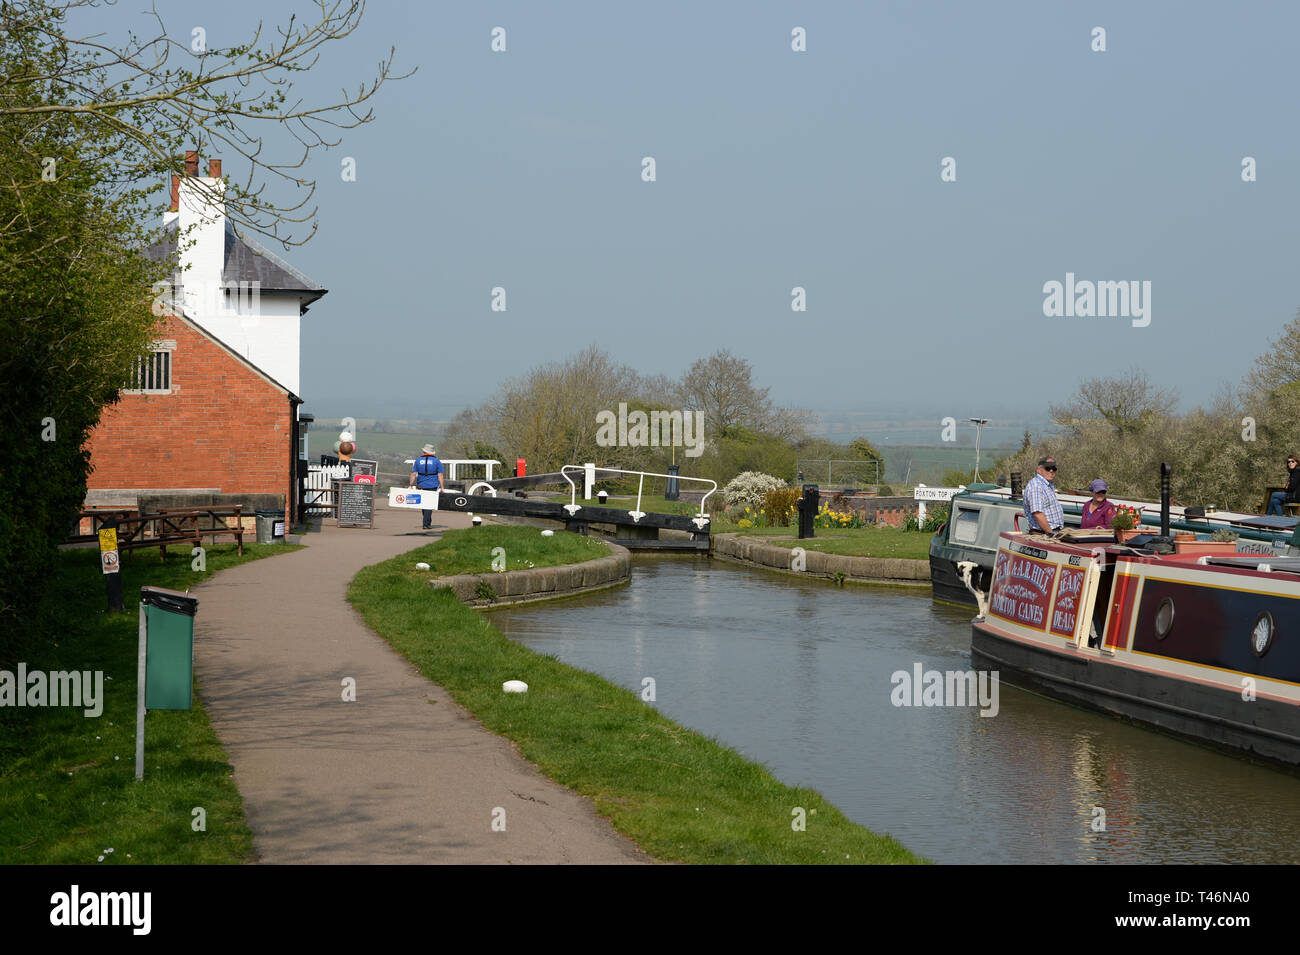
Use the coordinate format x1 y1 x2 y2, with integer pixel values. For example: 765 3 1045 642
255 509 284 544
142 586 198 710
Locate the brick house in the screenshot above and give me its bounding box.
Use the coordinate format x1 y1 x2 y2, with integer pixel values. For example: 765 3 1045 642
82 153 326 523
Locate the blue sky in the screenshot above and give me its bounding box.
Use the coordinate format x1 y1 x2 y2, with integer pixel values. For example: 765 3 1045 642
78 2 1300 434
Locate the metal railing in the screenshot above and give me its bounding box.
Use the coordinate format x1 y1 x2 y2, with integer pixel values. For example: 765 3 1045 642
559 465 715 527
400 458 502 483
795 458 882 487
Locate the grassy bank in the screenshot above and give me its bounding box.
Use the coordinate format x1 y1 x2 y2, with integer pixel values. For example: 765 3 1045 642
349 537 925 865
397 523 610 578
715 526 933 560
0 541 299 864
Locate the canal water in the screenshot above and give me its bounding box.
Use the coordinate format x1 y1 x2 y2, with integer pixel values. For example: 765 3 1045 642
491 556 1300 864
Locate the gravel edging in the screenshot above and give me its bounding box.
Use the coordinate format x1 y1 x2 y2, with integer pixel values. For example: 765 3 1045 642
430 540 632 607
711 533 929 586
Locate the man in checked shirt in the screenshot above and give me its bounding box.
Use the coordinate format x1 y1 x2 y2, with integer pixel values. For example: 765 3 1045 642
1023 456 1065 533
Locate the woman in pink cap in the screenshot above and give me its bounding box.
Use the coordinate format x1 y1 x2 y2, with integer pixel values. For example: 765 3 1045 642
1080 479 1119 529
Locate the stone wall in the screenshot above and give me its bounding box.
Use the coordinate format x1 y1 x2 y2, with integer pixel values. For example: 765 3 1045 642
712 534 928 585
431 541 631 607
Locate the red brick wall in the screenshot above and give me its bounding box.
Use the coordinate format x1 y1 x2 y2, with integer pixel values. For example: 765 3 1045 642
818 493 920 528
85 311 292 516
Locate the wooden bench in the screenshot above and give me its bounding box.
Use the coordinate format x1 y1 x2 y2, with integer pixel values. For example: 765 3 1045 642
147 507 246 557
68 506 246 557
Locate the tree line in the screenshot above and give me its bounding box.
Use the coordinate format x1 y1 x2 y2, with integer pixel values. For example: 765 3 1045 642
441 346 886 486
992 317 1300 512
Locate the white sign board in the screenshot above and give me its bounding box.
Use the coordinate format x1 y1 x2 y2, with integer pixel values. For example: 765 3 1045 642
389 487 440 510
914 485 964 502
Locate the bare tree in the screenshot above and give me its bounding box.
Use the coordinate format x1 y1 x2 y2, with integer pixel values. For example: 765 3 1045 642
1 0 411 248
1245 309 1300 398
1050 367 1179 438
680 350 769 437
679 349 810 440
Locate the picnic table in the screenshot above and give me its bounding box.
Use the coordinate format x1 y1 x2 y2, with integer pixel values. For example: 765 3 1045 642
68 506 246 557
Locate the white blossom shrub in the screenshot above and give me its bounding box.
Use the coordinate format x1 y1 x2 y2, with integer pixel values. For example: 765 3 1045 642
722 471 787 510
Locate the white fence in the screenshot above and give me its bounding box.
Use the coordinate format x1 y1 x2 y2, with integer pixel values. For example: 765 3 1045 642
303 463 351 514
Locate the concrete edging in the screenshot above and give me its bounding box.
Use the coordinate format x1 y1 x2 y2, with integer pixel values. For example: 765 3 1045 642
711 533 929 586
430 540 632 608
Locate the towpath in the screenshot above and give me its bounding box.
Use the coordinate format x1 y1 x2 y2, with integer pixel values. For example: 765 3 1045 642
192 500 649 864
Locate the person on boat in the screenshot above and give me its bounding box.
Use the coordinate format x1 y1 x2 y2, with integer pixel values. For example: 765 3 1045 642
1080 479 1119 529
1023 456 1064 533
1266 455 1300 516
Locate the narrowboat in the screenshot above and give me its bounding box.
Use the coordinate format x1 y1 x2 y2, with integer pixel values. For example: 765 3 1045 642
964 529 1300 768
930 484 1297 607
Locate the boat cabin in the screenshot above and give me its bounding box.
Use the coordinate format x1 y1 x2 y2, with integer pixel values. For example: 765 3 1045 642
971 530 1300 767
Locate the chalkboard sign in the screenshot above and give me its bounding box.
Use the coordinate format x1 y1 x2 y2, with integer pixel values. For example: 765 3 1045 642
349 458 378 480
336 480 374 528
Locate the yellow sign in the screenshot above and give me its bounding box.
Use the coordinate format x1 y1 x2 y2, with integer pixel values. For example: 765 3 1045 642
98 528 118 552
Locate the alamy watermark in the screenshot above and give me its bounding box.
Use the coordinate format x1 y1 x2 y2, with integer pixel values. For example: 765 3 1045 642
1 665 103 717
50 885 151 935
595 402 704 457
890 663 999 717
1042 272 1150 327
152 274 261 319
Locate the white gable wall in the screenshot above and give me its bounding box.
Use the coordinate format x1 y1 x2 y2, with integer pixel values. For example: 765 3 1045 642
171 174 306 396
190 294 303 396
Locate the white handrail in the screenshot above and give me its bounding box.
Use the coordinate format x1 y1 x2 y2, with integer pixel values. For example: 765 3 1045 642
402 459 502 483
558 465 715 524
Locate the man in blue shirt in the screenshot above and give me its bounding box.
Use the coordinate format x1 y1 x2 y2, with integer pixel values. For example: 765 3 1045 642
409 444 445 530
1023 456 1064 533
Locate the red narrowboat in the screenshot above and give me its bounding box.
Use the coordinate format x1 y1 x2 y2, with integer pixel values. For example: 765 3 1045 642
968 531 1300 768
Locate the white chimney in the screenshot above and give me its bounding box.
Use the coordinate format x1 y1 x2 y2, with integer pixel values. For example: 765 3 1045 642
176 153 226 317
160 152 313 397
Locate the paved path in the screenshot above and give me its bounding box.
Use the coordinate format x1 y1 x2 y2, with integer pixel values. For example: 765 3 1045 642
192 500 649 864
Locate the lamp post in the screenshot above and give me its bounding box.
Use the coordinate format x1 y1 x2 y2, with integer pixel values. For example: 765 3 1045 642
969 417 989 483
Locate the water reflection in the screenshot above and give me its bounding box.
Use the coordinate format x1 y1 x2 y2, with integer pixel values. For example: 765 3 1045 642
491 556 1300 863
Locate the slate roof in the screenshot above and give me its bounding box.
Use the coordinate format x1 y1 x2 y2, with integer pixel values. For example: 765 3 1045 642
146 220 327 309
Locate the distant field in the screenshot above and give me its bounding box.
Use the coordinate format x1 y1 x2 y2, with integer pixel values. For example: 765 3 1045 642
329 431 444 458
880 445 1015 485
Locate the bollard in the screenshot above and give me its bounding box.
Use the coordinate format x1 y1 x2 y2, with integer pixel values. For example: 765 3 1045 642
665 464 680 501
597 490 609 505
798 484 819 540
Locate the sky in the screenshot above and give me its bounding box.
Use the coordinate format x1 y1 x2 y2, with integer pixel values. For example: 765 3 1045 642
74 1 1300 439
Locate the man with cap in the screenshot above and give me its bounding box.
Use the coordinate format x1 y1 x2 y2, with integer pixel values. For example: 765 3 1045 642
409 444 446 530
1080 479 1118 529
1023 456 1064 533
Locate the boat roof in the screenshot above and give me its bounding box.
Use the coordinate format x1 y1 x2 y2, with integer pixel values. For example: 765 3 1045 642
1000 531 1300 577
953 486 1297 533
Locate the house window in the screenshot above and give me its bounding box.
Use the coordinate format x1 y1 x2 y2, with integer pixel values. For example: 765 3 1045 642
124 343 174 394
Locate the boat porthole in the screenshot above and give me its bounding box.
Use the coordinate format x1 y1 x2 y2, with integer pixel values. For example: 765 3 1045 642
1154 597 1175 639
1250 611 1275 658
